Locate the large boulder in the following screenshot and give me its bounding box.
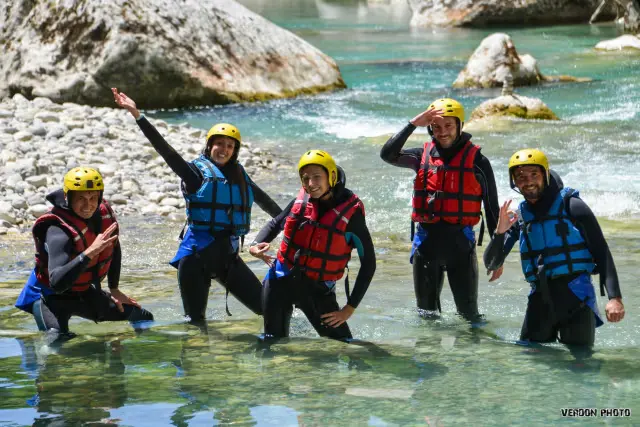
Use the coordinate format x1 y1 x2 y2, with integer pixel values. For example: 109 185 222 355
0 0 346 108
470 95 559 121
595 34 640 50
408 0 612 28
453 33 591 89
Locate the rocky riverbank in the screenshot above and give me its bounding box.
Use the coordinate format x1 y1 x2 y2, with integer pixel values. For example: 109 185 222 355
0 95 283 235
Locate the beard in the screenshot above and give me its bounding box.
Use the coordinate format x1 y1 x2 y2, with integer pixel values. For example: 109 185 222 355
521 184 544 201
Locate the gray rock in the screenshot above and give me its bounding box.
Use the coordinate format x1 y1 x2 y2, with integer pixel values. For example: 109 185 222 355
25 175 48 188
0 0 345 108
0 109 13 119
453 33 542 89
109 194 128 204
409 0 611 28
29 123 48 137
2 125 19 134
0 202 17 224
27 204 49 218
98 164 117 177
10 197 28 209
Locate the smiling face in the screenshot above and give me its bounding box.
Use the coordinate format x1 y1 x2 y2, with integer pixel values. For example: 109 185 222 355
300 164 331 199
513 165 546 202
209 136 238 166
69 190 101 219
431 116 459 148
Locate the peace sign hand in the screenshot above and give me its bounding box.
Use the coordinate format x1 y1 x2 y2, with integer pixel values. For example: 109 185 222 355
497 200 518 235
410 107 444 127
84 223 119 260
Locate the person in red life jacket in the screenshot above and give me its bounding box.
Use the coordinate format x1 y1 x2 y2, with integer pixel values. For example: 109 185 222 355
249 150 376 341
15 167 153 334
380 98 501 322
112 88 281 322
484 149 624 349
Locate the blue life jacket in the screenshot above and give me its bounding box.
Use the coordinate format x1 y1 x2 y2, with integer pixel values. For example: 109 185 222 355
519 187 595 282
185 156 254 236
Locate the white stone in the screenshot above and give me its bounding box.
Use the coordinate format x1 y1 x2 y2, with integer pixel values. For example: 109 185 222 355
595 35 640 51
34 112 60 122
13 131 33 141
147 191 165 203
160 197 181 207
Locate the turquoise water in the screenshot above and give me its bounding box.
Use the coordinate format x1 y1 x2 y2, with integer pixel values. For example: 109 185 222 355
1 1 640 425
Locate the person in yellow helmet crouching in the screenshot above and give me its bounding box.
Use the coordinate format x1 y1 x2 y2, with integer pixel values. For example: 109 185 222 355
249 150 376 341
15 167 153 334
380 98 501 322
112 88 281 322
483 149 625 349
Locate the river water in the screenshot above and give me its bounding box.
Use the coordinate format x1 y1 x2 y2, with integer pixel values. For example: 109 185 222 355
1 1 639 425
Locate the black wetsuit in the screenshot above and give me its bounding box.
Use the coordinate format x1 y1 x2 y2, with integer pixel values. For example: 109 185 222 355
34 191 153 333
136 116 282 320
483 172 622 347
254 185 376 341
380 124 500 320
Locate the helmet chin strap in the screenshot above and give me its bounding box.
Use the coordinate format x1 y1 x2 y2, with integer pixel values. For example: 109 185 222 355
310 187 332 201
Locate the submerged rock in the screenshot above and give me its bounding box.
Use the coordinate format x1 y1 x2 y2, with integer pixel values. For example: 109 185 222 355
0 0 345 108
595 34 640 51
470 95 559 121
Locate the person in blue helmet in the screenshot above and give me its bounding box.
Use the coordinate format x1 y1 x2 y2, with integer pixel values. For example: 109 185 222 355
484 149 625 348
112 88 282 322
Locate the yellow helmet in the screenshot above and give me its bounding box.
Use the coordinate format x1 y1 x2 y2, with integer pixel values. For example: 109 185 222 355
508 149 550 189
297 150 338 187
206 123 241 144
429 98 465 124
63 167 104 194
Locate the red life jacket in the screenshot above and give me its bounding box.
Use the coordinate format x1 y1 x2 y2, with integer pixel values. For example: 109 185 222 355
412 140 482 226
277 188 364 282
33 202 118 292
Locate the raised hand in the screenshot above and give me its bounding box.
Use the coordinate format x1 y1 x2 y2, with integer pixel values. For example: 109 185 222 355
111 88 141 119
249 242 275 267
84 223 119 260
410 107 444 127
497 199 518 235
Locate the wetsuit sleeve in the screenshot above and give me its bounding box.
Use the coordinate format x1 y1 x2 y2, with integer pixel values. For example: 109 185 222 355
379 123 423 171
248 178 282 218
474 153 500 237
107 242 122 290
344 210 376 309
136 116 203 193
483 224 520 271
253 199 295 244
45 226 92 292
569 197 622 299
